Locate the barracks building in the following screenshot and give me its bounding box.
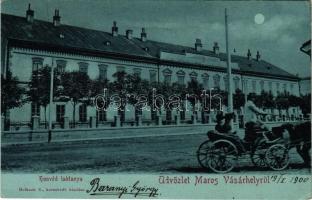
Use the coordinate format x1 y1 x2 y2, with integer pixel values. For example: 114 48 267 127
1 6 303 130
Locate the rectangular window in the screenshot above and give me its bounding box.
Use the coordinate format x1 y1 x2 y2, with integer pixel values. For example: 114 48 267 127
151 109 157 121
31 103 40 117
269 82 272 92
260 81 264 92
252 80 257 93
97 110 107 122
150 70 157 83
116 66 125 72
178 76 185 85
56 105 65 122
234 78 240 90
283 83 287 92
79 104 87 122
133 68 142 78
32 57 43 72
224 77 228 91
98 64 107 80
135 107 143 116
78 62 88 74
164 75 171 84
166 110 172 121
180 110 185 120
213 75 220 89
56 60 67 73
276 83 280 94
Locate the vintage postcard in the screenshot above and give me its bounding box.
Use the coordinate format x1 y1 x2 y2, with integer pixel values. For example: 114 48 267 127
1 0 311 199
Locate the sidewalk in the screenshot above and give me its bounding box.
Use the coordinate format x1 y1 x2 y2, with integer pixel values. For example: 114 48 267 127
1 124 217 146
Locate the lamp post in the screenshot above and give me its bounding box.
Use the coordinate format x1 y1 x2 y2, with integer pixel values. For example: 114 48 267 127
225 8 234 127
48 59 54 143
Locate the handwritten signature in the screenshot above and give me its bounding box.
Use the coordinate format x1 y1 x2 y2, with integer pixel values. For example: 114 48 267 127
86 178 160 198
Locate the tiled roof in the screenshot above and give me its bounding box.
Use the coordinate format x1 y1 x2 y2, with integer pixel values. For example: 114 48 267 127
1 13 298 80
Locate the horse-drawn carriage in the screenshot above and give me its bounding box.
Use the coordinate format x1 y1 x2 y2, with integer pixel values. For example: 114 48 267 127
196 121 311 173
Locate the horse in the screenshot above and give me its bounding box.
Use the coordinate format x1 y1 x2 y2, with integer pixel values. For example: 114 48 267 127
272 121 311 167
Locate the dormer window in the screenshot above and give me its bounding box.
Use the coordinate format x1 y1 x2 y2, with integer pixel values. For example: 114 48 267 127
143 47 149 52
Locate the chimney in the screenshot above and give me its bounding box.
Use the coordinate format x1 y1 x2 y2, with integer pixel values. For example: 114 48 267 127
126 29 133 39
53 9 61 26
26 4 34 23
256 51 261 61
213 42 219 54
247 49 252 60
195 39 202 51
141 28 147 42
112 21 118 36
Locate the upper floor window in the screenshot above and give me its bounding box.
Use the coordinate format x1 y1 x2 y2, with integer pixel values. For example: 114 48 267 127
268 81 273 92
32 57 43 72
177 70 185 85
56 60 67 73
233 76 240 90
189 71 198 81
290 84 294 94
260 80 264 92
149 70 157 83
133 68 142 78
243 79 248 93
213 74 220 89
162 68 172 84
252 80 257 93
223 75 228 91
98 64 108 80
78 62 88 74
79 104 87 122
283 83 287 93
202 73 209 89
276 82 280 94
116 66 125 73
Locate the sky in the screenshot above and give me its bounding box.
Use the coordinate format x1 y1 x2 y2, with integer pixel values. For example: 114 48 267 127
1 0 311 77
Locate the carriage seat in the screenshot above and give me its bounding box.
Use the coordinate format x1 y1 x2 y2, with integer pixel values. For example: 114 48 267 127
207 130 245 152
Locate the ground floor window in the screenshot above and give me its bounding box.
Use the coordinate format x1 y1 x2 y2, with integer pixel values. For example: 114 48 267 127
31 103 40 117
166 110 172 121
118 109 125 122
97 110 107 122
151 109 157 120
56 105 65 122
180 110 185 120
79 104 87 122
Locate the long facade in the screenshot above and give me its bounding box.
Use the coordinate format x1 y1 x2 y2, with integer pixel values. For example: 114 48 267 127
1 8 302 130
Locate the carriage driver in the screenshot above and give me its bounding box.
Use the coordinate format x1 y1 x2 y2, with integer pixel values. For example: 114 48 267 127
244 94 268 130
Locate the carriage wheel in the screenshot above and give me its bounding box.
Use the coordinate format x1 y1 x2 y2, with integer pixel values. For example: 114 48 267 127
251 138 268 168
265 144 289 171
197 140 213 169
207 140 238 173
